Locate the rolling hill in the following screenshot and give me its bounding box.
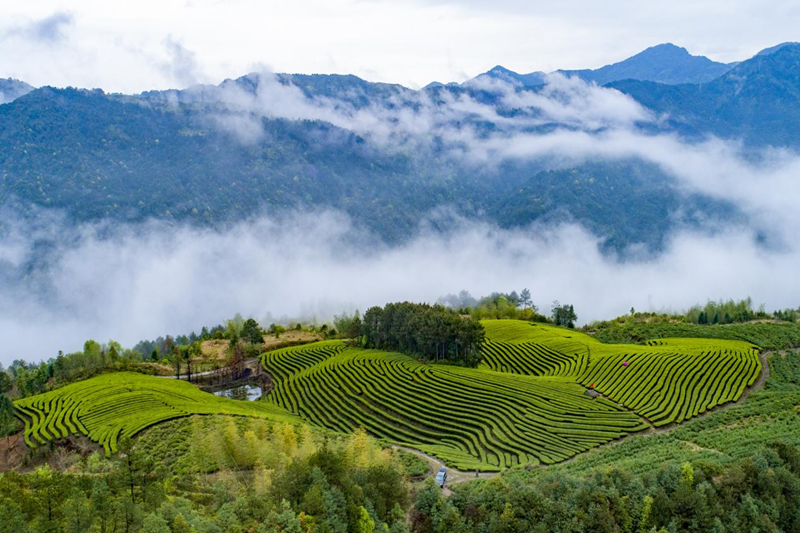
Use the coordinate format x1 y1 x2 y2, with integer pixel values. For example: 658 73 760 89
15 320 761 471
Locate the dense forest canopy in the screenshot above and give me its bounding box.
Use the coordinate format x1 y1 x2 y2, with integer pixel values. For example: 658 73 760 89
360 303 485 367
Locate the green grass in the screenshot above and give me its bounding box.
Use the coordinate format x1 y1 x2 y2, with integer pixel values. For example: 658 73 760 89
13 372 299 455
588 319 800 351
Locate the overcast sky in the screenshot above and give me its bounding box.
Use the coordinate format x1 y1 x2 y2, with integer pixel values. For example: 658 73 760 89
1 0 799 93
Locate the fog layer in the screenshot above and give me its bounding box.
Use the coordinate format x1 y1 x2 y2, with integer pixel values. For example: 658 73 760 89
3 75 800 362
0 208 797 363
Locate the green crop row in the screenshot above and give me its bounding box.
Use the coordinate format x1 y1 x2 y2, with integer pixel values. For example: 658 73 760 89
261 343 644 470
13 372 298 454
483 320 761 427
481 341 586 377
577 348 759 426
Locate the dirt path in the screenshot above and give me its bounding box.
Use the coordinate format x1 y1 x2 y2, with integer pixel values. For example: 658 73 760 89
392 445 499 494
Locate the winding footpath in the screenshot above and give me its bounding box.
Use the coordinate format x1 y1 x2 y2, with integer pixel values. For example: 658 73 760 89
391 445 498 495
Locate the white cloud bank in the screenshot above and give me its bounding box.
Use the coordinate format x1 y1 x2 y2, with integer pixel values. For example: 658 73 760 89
0 207 798 364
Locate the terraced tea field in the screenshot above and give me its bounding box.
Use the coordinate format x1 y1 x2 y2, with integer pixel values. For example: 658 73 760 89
14 320 762 471
482 321 761 427
259 322 761 469
261 343 645 470
13 373 298 454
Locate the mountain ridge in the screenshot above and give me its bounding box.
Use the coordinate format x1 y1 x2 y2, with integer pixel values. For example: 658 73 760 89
610 43 800 146
470 42 735 88
2 41 797 252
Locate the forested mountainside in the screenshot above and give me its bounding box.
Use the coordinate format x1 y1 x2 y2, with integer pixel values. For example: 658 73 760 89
2 42 800 248
0 86 735 248
611 44 800 146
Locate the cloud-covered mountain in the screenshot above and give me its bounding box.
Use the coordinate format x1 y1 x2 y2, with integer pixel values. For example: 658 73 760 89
6 42 800 358
0 41 797 253
0 78 34 104
470 66 548 88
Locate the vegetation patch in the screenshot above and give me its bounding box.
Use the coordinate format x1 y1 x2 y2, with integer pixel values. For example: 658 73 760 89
261 341 645 470
484 321 760 426
11 319 764 472
13 372 299 455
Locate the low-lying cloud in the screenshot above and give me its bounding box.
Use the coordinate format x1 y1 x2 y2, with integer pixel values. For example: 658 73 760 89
1 203 799 365
170 70 653 156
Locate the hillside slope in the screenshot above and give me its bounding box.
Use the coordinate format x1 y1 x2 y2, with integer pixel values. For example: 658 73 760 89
0 86 736 249
611 44 800 146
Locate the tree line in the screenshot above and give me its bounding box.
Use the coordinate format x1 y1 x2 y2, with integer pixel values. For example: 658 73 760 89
686 297 800 325
412 442 800 533
438 289 579 327
356 302 486 367
0 418 412 533
2 296 580 403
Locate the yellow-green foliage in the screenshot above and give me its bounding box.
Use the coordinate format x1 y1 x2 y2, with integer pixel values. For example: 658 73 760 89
184 416 393 480
262 342 644 470
13 372 299 455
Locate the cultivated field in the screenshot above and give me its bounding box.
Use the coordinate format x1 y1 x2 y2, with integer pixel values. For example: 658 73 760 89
483 321 761 427
260 321 761 469
262 342 644 470
13 372 298 455
13 320 761 470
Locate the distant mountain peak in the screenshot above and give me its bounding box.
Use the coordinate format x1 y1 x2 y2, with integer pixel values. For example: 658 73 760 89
643 42 689 53
466 43 735 89
610 41 800 147
0 78 35 104
487 65 515 74
422 81 459 90
468 65 547 88
558 43 734 85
